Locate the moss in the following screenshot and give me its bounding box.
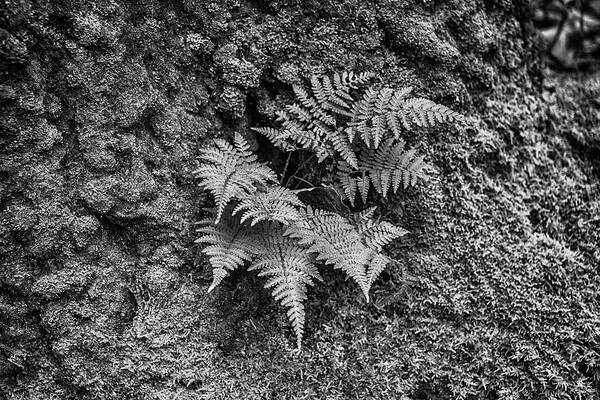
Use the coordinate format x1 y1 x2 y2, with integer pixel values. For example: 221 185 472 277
73 11 122 47
70 216 101 250
0 28 29 65
4 204 38 232
1 0 599 398
186 33 214 54
217 86 246 118
31 261 95 299
79 177 117 214
382 15 461 67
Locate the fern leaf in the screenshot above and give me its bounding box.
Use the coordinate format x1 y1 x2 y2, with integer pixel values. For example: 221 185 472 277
349 88 379 147
340 71 375 89
330 130 358 169
233 185 304 226
318 74 354 116
357 174 370 204
285 103 315 124
251 127 298 152
267 102 336 162
254 71 377 166
350 208 406 287
248 223 321 349
310 75 327 105
349 87 461 147
292 85 336 126
366 253 391 289
397 97 463 128
286 206 372 300
354 215 408 252
275 115 334 161
196 211 260 292
339 167 358 205
352 206 377 221
195 133 278 223
337 139 428 204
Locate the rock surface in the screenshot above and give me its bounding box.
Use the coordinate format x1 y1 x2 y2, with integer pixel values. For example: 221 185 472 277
1 1 599 399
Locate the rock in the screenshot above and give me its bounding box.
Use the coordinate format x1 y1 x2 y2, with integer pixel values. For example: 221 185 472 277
0 27 29 65
79 177 116 214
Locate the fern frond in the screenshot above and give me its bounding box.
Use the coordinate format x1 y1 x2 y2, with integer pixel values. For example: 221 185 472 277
388 87 414 139
233 185 304 226
251 127 297 152
349 208 406 288
336 71 375 90
399 98 463 128
337 139 427 205
321 75 351 111
196 210 260 292
274 106 335 162
249 223 321 349
313 74 356 117
331 130 358 169
286 206 372 300
366 253 391 289
253 71 378 166
292 85 336 126
349 87 462 147
195 133 278 223
352 210 408 251
349 88 379 143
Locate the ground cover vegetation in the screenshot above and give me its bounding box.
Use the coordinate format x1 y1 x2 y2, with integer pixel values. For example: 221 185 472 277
1 0 599 399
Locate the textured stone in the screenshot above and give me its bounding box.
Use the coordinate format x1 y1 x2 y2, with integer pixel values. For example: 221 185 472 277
3 0 579 399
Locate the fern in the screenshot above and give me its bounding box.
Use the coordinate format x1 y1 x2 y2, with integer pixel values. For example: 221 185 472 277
195 133 277 223
195 71 462 348
233 185 303 226
351 207 408 252
248 223 321 349
286 206 372 300
196 210 260 292
351 207 407 289
253 71 459 176
252 71 377 169
348 87 463 148
337 138 428 205
365 253 392 289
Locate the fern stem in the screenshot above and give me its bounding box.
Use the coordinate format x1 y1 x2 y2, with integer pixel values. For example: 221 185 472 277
289 176 316 189
281 152 292 185
285 154 316 187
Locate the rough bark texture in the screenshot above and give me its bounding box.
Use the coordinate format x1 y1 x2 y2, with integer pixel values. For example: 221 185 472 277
2 0 599 399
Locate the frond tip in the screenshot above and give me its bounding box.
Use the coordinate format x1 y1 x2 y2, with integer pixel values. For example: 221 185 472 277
249 223 321 349
352 208 409 251
286 206 372 301
195 211 259 292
